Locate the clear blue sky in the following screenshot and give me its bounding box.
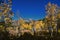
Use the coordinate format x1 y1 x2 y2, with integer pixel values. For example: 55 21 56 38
12 0 60 20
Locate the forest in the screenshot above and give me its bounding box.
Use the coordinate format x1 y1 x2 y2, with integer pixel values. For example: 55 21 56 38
0 0 60 40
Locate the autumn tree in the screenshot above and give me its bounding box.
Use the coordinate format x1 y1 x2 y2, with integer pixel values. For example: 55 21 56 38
45 2 58 36
57 10 60 30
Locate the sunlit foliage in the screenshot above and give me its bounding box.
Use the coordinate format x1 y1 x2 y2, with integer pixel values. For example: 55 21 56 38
0 0 60 38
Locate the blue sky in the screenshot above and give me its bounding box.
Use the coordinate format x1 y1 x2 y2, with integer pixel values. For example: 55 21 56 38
12 0 60 20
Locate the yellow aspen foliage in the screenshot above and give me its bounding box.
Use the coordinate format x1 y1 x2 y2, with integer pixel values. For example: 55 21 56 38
34 21 41 30
49 4 56 14
52 16 55 20
48 2 51 7
19 19 25 25
39 21 45 28
57 13 60 18
0 12 2 16
35 24 40 30
28 24 32 30
4 18 11 23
